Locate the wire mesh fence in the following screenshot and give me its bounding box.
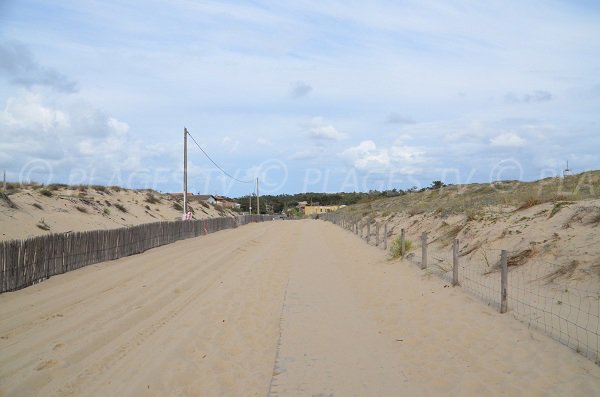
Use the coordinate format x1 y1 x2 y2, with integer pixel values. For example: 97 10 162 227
319 213 600 365
0 214 271 293
509 260 600 363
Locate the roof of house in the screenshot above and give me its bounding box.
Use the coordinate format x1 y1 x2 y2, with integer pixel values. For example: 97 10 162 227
194 195 216 201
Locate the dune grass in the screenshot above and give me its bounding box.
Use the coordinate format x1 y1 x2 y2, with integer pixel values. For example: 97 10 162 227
344 171 600 218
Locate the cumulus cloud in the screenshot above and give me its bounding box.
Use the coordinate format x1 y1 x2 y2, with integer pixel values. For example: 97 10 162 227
290 80 312 98
490 132 526 147
0 90 162 185
340 139 424 172
504 90 552 104
0 91 70 132
304 116 346 140
386 112 415 124
0 41 78 93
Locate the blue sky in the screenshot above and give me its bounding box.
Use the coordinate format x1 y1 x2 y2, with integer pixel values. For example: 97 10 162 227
1 0 599 196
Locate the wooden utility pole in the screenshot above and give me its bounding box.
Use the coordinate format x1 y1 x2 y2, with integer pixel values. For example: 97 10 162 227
183 128 188 216
256 178 260 215
2 170 5 191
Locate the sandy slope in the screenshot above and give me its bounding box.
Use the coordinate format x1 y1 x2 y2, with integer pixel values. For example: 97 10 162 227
0 222 292 396
1 221 599 397
354 198 600 293
0 186 234 241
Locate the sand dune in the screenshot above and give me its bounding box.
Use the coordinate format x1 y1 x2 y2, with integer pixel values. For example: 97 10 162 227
1 220 599 396
0 186 235 241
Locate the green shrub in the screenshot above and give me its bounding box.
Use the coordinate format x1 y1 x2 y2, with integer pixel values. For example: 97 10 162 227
172 202 183 211
114 203 127 213
390 236 413 258
39 189 53 197
75 206 88 213
33 203 43 210
103 208 111 215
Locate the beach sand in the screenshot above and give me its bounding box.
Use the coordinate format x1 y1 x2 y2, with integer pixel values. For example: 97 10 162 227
1 220 599 396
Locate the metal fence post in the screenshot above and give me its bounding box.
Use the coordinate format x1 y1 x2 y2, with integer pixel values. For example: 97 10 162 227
421 232 428 270
500 249 508 313
452 239 459 286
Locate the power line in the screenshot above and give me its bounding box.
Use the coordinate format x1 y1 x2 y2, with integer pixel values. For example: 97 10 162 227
186 129 254 184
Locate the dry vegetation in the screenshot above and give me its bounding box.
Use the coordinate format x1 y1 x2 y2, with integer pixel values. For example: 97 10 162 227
0 183 236 240
344 171 600 218
338 171 600 288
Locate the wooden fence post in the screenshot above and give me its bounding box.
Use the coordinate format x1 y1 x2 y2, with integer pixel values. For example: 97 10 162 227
366 222 370 244
452 239 459 286
401 228 405 259
383 223 388 250
500 249 508 313
375 223 379 247
421 232 428 270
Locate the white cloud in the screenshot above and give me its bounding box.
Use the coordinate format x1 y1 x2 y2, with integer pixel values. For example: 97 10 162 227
305 117 346 141
107 117 129 135
0 90 168 185
340 139 425 172
0 91 70 132
490 132 526 147
390 144 425 161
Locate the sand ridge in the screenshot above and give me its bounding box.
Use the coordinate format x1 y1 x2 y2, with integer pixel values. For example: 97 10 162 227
0 186 235 241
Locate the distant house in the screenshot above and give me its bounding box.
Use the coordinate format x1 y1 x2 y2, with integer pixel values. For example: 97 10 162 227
169 193 217 205
215 196 241 209
194 195 217 205
304 205 344 216
297 201 308 213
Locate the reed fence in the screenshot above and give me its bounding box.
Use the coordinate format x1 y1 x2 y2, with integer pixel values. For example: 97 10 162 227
319 212 600 365
0 214 270 293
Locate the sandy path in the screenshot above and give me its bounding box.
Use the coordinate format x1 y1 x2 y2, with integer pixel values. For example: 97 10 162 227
1 220 599 396
0 222 297 397
269 221 600 396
